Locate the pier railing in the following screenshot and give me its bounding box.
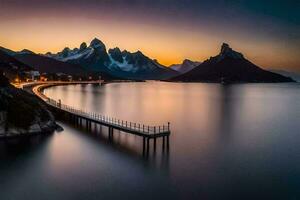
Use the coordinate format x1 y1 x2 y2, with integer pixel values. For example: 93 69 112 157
46 98 170 135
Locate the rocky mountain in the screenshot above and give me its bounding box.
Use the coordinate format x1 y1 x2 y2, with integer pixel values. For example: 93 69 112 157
2 46 86 75
0 49 33 80
170 59 201 74
0 46 118 80
0 46 35 56
0 46 16 56
0 51 57 137
14 53 87 76
46 38 179 80
171 43 295 83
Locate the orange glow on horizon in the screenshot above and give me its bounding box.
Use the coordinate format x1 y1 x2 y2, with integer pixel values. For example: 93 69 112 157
0 17 299 71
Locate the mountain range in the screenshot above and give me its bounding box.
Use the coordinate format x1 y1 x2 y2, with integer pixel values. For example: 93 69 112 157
1 46 84 74
0 40 296 83
1 45 118 80
171 43 294 83
0 49 33 80
45 38 179 80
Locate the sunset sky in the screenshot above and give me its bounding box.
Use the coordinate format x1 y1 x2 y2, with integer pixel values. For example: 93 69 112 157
0 0 299 72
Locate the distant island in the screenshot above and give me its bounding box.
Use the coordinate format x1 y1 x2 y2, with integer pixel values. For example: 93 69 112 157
171 43 295 83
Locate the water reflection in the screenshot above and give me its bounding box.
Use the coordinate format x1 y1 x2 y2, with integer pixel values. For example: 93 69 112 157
1 82 299 200
217 85 237 139
0 134 52 159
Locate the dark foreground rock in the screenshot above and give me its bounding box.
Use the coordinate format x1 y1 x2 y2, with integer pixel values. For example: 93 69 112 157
0 83 57 138
0 71 9 87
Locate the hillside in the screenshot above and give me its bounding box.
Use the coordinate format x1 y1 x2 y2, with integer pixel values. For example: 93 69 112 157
171 43 295 83
0 79 56 136
0 49 32 80
14 53 86 75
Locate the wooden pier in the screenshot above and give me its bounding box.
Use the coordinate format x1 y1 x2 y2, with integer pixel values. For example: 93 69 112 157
31 82 171 155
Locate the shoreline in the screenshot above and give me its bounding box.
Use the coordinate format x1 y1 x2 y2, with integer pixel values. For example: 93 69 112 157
0 128 55 140
0 84 63 140
4 80 297 140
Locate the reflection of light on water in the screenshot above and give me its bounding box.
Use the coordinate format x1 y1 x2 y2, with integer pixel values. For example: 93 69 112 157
40 82 300 199
44 126 136 184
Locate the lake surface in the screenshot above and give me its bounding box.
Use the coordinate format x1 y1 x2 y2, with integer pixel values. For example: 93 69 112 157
1 82 300 199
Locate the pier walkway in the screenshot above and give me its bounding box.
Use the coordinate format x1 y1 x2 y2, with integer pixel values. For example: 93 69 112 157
31 82 171 154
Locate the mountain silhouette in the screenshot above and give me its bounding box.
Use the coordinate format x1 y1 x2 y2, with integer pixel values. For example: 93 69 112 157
171 43 294 83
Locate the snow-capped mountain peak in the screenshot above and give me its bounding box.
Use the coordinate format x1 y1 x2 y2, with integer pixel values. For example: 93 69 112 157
170 59 201 73
44 38 178 80
108 48 123 63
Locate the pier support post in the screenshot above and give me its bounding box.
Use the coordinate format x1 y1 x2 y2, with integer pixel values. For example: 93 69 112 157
167 136 170 149
153 137 157 152
108 127 114 141
146 138 150 155
143 137 146 155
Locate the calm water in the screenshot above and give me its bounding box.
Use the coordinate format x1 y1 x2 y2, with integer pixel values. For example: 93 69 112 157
1 82 300 199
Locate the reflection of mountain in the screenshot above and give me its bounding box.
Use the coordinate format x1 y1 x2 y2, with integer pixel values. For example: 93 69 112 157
45 38 179 80
171 43 295 83
217 85 235 138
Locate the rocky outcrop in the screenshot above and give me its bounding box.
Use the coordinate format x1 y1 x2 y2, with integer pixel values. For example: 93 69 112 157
0 83 57 138
0 71 9 87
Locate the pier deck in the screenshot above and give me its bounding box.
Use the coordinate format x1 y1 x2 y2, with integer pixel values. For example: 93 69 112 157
31 82 171 154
